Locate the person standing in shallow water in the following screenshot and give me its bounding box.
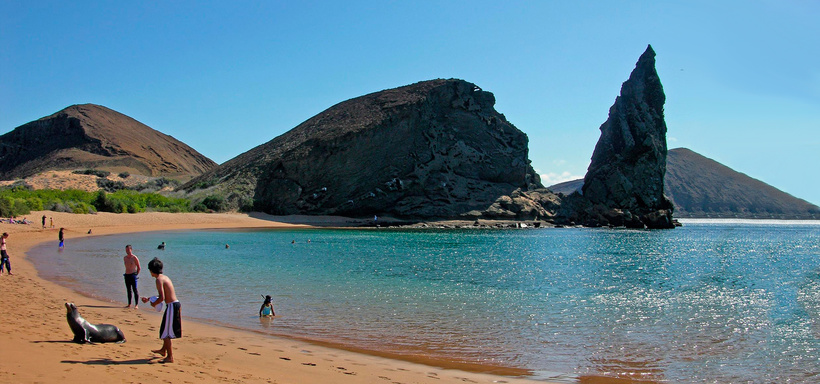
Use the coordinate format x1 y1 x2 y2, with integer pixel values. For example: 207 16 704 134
141 257 181 363
1 233 12 275
58 227 65 248
123 245 141 308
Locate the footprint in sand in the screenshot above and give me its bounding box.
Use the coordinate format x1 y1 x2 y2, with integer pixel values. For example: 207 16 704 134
336 367 357 375
279 357 291 361
301 362 316 366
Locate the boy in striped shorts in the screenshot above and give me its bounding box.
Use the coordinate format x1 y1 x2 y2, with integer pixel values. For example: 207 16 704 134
142 257 181 363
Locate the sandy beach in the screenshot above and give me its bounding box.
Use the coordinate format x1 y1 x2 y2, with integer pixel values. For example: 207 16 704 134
0 211 549 384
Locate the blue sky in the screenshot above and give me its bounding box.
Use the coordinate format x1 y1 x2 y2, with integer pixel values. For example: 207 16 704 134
2 1 818 205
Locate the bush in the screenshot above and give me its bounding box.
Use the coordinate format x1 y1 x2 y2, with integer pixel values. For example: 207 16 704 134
25 197 44 211
73 169 111 178
13 199 30 215
131 177 180 192
0 196 31 217
97 179 126 192
118 172 130 178
201 195 225 212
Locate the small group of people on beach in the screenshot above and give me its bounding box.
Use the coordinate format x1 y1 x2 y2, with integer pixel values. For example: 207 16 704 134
121 243 275 362
41 214 54 229
3 217 31 224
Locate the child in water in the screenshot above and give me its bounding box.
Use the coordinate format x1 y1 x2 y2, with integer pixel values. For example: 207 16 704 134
259 295 275 317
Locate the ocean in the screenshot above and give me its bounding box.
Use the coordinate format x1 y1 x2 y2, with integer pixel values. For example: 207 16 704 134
30 219 820 383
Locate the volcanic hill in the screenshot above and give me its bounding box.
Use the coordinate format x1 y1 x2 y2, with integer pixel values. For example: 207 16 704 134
0 104 216 180
184 79 544 218
665 148 820 219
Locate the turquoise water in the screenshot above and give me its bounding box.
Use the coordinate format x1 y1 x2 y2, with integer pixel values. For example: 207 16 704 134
31 220 820 383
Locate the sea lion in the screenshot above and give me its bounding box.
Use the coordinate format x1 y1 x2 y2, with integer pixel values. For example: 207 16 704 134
65 302 126 343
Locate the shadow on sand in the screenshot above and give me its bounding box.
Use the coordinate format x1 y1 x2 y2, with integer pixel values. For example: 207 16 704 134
61 358 156 365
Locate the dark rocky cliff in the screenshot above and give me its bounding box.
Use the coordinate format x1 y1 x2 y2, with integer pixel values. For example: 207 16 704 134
574 45 675 228
0 104 217 180
184 79 544 218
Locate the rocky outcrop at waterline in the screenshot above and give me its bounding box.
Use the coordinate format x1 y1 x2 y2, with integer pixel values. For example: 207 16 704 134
568 45 675 229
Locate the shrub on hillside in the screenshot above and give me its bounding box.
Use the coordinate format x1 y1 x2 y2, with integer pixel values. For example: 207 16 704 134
73 169 111 178
199 195 226 212
97 178 127 192
131 177 181 192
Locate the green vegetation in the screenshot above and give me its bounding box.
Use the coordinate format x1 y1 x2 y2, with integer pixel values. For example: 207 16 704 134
0 186 200 216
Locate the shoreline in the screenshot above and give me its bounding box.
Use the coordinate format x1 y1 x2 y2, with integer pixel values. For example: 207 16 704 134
0 211 554 384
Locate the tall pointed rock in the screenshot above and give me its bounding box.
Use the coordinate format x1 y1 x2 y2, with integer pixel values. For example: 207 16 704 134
581 45 674 228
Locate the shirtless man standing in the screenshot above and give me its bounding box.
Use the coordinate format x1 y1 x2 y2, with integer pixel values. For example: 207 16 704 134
142 257 181 363
123 245 141 308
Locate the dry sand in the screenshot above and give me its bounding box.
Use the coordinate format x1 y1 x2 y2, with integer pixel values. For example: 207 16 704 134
0 211 551 384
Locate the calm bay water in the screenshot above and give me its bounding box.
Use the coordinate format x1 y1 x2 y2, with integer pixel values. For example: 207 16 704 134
30 220 820 383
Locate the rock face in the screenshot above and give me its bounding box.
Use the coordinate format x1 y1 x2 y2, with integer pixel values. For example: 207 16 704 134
0 104 217 180
185 79 543 218
579 45 674 228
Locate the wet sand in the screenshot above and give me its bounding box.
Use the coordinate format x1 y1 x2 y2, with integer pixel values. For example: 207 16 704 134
0 211 551 384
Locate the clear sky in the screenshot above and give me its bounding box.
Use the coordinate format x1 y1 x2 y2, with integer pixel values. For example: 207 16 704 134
2 1 818 205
